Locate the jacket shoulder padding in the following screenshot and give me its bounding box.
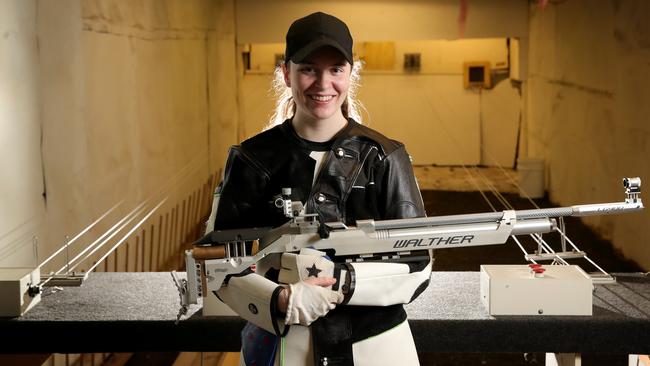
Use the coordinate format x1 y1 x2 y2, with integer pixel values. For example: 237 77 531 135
340 121 403 157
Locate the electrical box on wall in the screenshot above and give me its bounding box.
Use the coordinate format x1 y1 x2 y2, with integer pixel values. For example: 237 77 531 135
403 53 421 72
463 61 491 89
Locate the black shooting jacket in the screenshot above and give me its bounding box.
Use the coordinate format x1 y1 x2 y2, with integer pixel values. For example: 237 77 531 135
213 118 428 360
214 118 426 230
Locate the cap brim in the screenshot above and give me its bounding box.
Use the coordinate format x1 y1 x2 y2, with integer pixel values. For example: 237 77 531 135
289 38 352 64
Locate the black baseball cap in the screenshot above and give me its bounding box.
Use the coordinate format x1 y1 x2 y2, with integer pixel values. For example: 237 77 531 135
285 12 353 64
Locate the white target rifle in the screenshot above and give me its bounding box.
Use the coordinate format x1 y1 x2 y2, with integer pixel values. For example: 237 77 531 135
172 177 643 321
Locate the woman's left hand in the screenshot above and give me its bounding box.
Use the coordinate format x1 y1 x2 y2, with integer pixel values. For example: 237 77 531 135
281 277 343 326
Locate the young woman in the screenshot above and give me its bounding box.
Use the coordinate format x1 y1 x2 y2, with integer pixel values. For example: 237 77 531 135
207 12 432 366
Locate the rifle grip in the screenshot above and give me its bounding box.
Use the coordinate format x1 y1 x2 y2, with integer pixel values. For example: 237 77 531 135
192 246 226 260
192 240 259 260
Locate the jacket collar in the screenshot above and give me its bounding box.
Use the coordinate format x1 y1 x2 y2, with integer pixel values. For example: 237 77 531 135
279 117 362 146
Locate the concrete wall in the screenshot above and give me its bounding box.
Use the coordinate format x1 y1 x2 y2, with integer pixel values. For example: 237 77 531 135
208 0 239 173
236 0 529 43
0 0 238 273
527 0 650 269
235 0 528 166
0 0 44 267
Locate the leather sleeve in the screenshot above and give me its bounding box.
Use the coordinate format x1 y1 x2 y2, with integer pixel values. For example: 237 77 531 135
212 146 272 230
209 146 291 232
205 147 287 334
375 145 426 219
344 145 431 306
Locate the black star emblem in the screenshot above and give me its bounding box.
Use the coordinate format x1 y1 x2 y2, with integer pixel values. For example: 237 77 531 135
306 263 322 278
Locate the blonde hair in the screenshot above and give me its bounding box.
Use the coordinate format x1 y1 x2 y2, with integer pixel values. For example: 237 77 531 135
266 60 365 129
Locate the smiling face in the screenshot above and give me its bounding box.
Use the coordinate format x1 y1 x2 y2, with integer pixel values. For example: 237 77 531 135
283 47 352 125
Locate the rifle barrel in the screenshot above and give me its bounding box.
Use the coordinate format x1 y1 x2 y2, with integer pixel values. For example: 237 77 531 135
370 202 642 230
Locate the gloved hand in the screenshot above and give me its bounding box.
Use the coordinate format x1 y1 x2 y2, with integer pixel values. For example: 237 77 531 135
283 277 344 326
279 248 335 286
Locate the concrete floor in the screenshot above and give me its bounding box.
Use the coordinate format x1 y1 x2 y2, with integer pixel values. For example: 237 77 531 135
413 165 520 193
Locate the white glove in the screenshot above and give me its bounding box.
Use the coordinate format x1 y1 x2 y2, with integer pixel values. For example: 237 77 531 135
279 248 335 286
284 280 344 326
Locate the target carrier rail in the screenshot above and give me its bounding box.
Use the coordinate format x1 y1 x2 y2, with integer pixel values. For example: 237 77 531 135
172 177 643 321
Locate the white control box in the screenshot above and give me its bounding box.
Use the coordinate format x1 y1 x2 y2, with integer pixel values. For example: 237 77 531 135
480 264 593 316
0 267 41 317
